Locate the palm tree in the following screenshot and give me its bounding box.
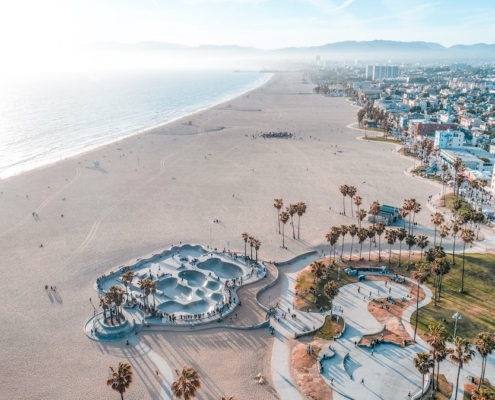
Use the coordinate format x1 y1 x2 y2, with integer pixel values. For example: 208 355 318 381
172 366 201 400
439 224 450 247
426 323 447 391
367 227 375 261
384 229 397 264
348 224 358 261
339 225 348 258
396 228 407 266
311 261 325 283
431 212 445 246
347 186 357 217
357 228 368 260
242 232 249 258
121 271 135 301
248 236 255 259
324 280 339 315
107 285 125 322
475 332 495 389
138 279 152 307
339 184 349 215
369 201 381 228
399 207 409 230
107 362 133 400
254 239 261 262
411 263 430 341
325 231 336 264
460 228 474 293
357 208 367 228
413 352 433 398
287 204 297 239
279 211 290 249
405 234 416 268
441 163 448 203
100 297 110 323
415 235 429 261
354 196 363 214
471 387 495 400
450 337 475 400
273 199 283 234
431 257 447 305
452 221 460 263
412 201 422 235
296 201 307 239
375 223 385 260
148 281 158 309
403 199 415 234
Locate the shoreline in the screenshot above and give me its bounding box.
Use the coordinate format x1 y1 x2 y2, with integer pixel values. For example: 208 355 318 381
0 72 274 182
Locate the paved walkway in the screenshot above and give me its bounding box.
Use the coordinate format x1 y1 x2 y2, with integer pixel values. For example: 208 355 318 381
322 279 425 400
270 252 326 400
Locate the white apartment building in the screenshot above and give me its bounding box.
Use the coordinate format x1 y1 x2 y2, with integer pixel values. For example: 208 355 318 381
434 130 464 149
366 65 399 80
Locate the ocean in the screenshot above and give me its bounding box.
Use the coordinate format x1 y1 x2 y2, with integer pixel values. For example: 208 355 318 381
0 69 272 179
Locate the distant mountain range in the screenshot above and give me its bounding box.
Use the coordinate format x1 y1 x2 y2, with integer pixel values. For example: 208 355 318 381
90 40 495 62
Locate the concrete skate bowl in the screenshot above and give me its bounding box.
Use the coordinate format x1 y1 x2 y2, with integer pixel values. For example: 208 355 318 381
197 258 243 279
178 270 208 287
158 299 210 314
205 280 221 291
158 277 193 300
170 244 207 258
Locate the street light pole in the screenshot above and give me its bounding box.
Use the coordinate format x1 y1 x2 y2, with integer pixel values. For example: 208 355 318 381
452 312 462 340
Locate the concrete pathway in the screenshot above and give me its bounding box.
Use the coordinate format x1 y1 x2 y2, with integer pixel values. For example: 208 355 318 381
323 279 425 400
130 336 175 399
270 252 326 400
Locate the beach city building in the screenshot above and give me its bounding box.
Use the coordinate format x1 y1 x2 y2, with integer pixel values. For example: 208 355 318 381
434 129 464 149
366 65 399 81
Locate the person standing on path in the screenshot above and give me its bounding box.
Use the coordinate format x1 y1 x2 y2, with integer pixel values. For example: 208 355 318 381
361 378 364 385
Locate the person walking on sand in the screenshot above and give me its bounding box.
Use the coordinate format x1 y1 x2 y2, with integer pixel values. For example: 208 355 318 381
361 378 364 385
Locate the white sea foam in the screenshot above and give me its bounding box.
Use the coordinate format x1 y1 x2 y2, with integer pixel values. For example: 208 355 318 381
0 69 272 179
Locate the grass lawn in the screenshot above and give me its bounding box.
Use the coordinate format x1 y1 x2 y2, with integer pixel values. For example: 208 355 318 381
412 253 495 341
444 193 473 215
294 258 357 312
363 135 401 143
424 374 453 400
314 315 345 340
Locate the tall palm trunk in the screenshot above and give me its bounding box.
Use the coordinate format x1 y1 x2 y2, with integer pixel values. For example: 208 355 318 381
282 225 285 248
342 196 346 215
277 211 280 234
398 242 402 265
298 215 301 239
388 244 392 264
414 280 420 341
452 235 456 263
461 244 466 293
434 227 437 246
368 239 372 261
341 237 345 259
244 241 247 258
359 243 363 260
290 215 296 239
349 237 354 261
455 364 461 400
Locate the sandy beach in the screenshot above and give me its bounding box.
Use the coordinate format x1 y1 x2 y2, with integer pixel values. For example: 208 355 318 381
0 72 440 399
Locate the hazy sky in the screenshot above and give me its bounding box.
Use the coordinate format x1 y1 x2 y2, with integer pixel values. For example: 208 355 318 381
1 0 494 53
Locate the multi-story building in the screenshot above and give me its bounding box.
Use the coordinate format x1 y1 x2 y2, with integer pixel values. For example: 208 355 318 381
415 123 458 139
366 65 399 80
434 130 464 149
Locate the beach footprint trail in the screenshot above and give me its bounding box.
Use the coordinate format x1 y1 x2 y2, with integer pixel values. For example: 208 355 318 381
0 167 82 237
